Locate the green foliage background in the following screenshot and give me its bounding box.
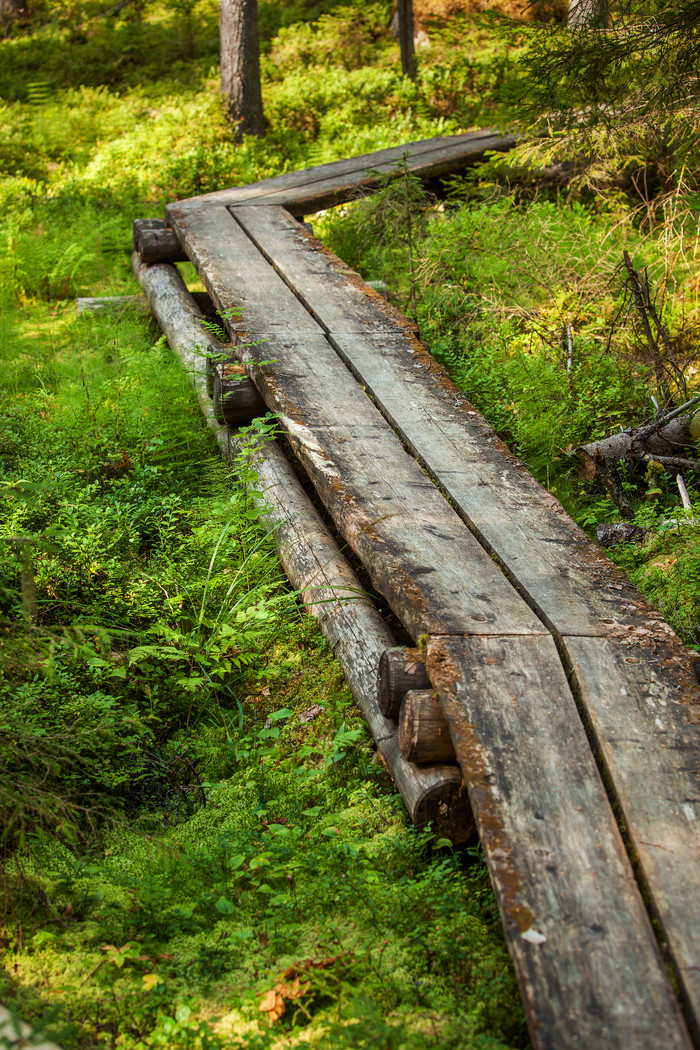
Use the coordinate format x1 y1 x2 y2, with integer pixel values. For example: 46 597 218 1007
1 0 700 1045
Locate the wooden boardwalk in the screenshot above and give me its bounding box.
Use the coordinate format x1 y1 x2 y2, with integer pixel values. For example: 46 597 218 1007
134 133 700 1050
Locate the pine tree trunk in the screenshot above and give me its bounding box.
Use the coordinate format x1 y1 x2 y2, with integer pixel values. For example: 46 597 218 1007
219 0 264 138
397 0 416 79
568 0 607 27
1 0 20 35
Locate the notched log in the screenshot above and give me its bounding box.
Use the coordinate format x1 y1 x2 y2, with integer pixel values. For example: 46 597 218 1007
377 645 430 720
398 688 456 764
138 227 188 265
212 361 267 426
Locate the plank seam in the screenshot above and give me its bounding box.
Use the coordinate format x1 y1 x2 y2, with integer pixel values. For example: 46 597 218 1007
223 205 700 1033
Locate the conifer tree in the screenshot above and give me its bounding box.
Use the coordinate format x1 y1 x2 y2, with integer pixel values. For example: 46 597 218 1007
219 0 264 138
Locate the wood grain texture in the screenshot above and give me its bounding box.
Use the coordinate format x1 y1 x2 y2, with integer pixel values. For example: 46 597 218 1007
133 251 473 842
426 634 692 1050
231 433 474 843
131 252 230 423
138 227 188 264
398 689 456 764
166 131 515 216
168 205 545 640
377 646 431 720
212 362 267 425
132 216 165 251
562 633 700 1038
232 203 411 334
234 205 668 638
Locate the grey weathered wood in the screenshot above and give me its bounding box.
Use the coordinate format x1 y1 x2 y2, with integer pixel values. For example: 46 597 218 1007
166 204 545 640
233 205 674 637
235 206 700 1014
76 295 146 315
131 251 231 403
166 131 515 217
562 634 700 1036
212 361 267 425
426 634 692 1050
399 689 456 764
232 204 411 335
231 433 474 843
138 227 188 265
576 415 699 478
133 216 165 251
132 253 474 844
377 646 430 720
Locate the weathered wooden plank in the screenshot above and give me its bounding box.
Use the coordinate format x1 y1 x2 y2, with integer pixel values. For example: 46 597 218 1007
243 204 700 1022
232 203 411 335
167 205 319 343
426 634 692 1050
233 206 672 638
240 335 544 641
562 633 700 1037
167 131 515 216
168 204 545 640
133 252 474 843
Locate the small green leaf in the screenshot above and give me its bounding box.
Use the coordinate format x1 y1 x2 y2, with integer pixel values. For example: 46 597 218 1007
215 896 235 914
267 707 294 722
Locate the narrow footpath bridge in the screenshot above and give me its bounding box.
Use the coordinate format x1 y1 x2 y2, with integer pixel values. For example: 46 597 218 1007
132 132 700 1050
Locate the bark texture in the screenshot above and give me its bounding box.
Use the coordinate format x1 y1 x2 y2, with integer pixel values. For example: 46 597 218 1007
219 0 264 137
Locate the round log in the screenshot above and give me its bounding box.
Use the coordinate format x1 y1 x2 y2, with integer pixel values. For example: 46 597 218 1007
138 228 188 265
576 415 698 480
378 646 430 720
399 689 456 764
133 217 166 251
213 362 267 426
131 252 475 845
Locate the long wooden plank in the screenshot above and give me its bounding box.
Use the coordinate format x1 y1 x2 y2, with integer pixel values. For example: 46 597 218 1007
167 204 544 640
167 131 514 216
562 633 700 1035
233 204 700 1031
426 634 692 1050
133 254 472 842
233 204 674 637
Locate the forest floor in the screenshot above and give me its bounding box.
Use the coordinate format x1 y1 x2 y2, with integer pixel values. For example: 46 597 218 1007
1 2 699 1048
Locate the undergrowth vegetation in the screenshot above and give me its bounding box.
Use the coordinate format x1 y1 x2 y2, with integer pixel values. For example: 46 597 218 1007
1 0 699 1045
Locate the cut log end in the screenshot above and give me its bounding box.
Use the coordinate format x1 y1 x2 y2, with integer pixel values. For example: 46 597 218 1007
408 765 474 844
212 363 267 426
138 227 188 265
378 646 430 720
133 216 166 251
399 689 456 764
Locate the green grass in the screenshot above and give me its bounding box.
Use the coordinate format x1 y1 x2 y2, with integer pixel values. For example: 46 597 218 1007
0 8 532 1042
2 0 700 1045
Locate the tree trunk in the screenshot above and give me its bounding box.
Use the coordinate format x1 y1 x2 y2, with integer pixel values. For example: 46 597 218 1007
568 0 607 27
396 0 416 79
219 0 264 138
